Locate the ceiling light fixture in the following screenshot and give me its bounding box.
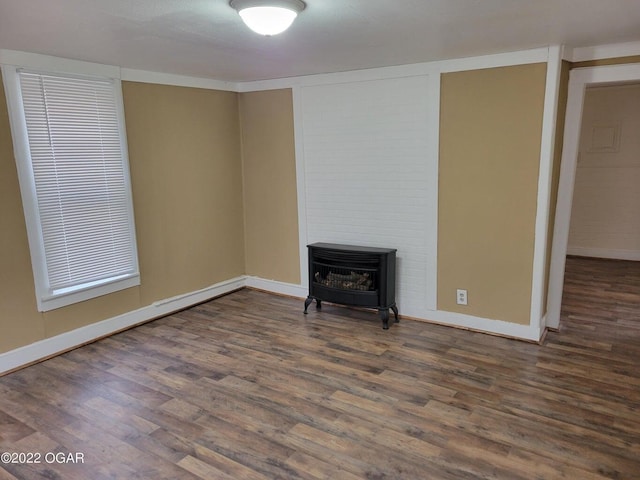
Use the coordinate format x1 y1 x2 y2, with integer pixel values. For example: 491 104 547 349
230 0 306 36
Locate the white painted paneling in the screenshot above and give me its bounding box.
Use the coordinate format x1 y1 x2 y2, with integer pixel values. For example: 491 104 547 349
299 76 436 317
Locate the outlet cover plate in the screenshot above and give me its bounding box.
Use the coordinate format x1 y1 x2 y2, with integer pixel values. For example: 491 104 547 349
456 289 468 306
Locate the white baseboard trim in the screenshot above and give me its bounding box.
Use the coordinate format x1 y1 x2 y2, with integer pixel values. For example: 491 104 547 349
411 310 544 342
246 277 544 341
567 246 640 261
1 274 547 375
244 276 307 298
0 276 246 376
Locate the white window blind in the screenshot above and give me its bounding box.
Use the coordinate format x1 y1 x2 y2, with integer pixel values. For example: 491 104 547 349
5 68 140 310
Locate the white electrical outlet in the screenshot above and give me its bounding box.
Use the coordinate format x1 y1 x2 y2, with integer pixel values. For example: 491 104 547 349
456 289 468 306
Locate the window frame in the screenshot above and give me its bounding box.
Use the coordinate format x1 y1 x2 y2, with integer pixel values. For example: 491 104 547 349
2 62 140 312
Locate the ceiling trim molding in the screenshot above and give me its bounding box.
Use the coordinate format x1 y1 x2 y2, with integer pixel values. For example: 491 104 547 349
437 47 548 73
120 68 238 92
0 49 120 79
0 50 241 92
561 45 573 62
12 42 638 93
570 40 640 63
236 47 549 92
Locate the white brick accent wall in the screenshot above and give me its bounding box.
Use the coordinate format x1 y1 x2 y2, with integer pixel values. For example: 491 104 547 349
298 76 438 317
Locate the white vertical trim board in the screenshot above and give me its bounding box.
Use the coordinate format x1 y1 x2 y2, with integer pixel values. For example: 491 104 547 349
298 75 438 318
529 45 561 332
292 86 310 289
424 74 441 310
547 63 640 329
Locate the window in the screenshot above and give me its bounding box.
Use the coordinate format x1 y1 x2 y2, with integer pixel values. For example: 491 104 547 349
2 66 139 311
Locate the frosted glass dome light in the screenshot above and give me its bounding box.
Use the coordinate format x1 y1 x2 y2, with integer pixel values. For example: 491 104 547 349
230 0 306 36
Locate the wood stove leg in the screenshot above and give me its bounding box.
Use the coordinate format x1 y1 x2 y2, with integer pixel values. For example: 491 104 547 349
380 308 390 330
304 297 322 314
391 304 399 323
303 297 313 314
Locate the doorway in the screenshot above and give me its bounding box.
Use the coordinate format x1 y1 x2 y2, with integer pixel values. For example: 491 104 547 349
547 62 640 330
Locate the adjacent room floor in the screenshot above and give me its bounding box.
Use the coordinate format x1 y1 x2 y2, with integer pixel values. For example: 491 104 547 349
0 256 638 479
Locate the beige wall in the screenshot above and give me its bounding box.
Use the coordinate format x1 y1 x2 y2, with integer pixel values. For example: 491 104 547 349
438 63 547 324
122 82 245 303
239 89 300 284
0 78 245 353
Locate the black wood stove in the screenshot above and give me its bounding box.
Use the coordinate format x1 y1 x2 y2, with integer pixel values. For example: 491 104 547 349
303 243 399 329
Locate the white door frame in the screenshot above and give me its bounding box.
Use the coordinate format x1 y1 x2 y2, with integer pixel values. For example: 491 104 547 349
546 62 640 329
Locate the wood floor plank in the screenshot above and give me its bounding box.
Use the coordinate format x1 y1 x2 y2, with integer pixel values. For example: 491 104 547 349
284 451 362 480
1 256 639 479
176 454 238 480
287 422 445 480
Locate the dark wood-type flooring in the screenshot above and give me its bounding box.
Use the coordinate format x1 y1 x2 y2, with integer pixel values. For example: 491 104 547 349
1 256 639 479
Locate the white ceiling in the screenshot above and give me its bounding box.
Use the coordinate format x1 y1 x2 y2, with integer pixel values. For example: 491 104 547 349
1 0 639 82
